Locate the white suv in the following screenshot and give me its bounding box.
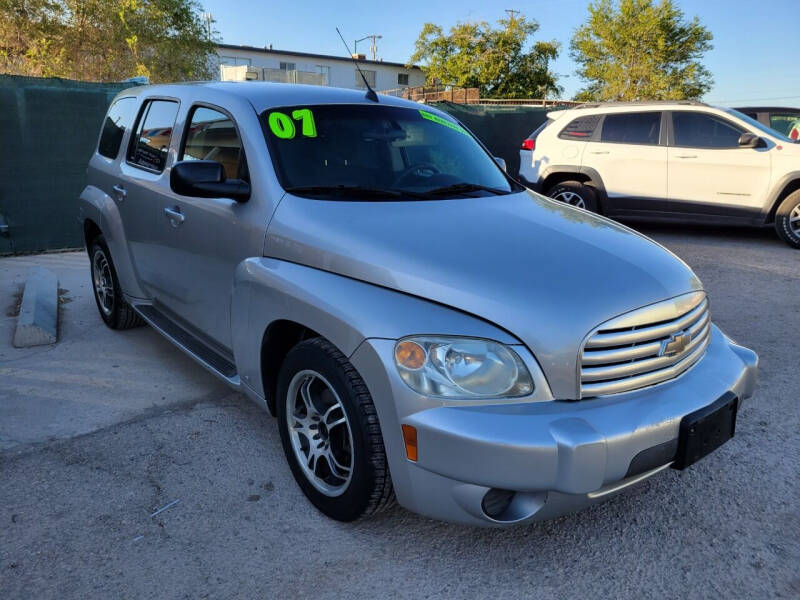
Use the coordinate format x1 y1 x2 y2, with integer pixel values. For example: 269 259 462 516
519 101 800 248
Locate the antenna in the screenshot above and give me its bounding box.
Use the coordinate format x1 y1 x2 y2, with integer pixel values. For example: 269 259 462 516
336 27 379 103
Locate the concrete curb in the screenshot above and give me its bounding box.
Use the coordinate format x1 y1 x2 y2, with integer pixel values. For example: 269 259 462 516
13 266 59 347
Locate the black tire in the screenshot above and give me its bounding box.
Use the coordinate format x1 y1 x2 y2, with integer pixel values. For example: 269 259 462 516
276 337 394 521
546 181 599 212
88 234 145 330
774 190 800 249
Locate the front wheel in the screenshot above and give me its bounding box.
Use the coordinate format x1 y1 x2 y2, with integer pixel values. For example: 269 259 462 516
276 338 394 521
546 181 598 212
774 190 800 249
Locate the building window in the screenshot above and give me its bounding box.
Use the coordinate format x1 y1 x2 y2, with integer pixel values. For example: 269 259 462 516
397 73 409 86
315 65 331 85
280 62 296 71
355 69 377 89
219 56 251 66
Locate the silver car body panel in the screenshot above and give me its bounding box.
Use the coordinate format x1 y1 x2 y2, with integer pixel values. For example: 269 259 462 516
265 190 701 398
79 82 758 525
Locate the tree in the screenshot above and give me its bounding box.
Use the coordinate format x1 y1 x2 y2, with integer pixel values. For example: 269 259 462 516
570 0 713 101
0 0 215 82
409 15 561 99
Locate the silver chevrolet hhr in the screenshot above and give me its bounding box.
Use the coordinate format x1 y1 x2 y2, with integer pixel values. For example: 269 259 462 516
79 82 758 525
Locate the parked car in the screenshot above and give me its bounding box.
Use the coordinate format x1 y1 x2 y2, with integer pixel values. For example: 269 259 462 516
736 106 800 140
80 83 757 525
519 100 800 248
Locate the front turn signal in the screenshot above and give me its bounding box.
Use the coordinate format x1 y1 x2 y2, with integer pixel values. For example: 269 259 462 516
401 424 418 462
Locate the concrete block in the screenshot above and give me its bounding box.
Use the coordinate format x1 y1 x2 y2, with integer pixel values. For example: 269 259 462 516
13 266 58 347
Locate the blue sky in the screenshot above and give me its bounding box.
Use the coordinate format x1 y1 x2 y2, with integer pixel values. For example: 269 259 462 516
202 0 800 106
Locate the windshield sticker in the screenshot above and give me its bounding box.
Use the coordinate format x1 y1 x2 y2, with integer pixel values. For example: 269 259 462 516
268 109 318 139
418 110 468 135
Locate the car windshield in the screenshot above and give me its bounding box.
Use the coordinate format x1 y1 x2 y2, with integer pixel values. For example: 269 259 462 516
261 104 517 199
723 108 797 143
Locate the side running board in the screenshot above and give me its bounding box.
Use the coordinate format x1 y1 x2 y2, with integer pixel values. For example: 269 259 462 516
133 304 239 385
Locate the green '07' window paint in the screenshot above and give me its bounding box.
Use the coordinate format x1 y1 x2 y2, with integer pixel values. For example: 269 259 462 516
268 112 295 139
267 109 317 139
418 110 468 135
291 108 317 137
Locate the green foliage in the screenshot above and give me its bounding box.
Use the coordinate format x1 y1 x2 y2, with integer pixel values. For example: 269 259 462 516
570 0 713 101
409 16 561 99
0 0 215 82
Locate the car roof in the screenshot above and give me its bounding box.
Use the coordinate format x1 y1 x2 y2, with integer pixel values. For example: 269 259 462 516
119 81 432 114
734 106 800 114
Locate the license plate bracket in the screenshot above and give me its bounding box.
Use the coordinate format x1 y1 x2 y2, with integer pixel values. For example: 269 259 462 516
673 392 738 470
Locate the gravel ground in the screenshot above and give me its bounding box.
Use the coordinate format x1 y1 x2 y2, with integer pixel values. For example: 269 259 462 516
1 224 798 599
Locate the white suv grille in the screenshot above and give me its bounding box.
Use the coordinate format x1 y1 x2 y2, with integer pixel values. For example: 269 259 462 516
580 292 711 397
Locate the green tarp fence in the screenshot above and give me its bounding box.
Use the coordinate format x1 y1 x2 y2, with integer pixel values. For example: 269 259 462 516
0 78 555 254
0 75 141 254
434 102 553 178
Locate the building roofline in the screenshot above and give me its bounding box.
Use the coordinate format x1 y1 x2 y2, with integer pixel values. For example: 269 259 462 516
216 43 422 70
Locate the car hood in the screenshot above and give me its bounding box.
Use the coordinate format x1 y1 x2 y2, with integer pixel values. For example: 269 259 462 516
265 191 702 398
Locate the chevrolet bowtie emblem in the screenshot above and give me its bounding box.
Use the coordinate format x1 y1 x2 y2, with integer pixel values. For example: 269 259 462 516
660 331 691 357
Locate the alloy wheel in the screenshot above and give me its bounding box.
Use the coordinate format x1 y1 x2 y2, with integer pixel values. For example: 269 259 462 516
285 370 354 497
790 202 800 237
92 249 114 316
552 190 586 209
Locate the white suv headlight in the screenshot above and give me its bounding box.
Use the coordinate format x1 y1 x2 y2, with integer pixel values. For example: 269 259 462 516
393 336 534 399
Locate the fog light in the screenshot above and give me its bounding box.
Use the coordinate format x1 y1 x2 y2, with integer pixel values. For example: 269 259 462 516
482 488 515 519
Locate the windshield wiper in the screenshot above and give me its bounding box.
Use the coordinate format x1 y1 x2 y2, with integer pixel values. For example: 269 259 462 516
284 185 431 200
420 182 507 197
285 185 405 198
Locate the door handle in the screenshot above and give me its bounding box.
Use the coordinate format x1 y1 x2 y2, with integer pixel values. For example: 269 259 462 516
112 184 127 201
676 154 698 159
163 207 185 226
588 150 610 154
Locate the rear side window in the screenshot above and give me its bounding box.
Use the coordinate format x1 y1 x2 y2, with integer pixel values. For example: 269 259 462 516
672 112 744 149
558 115 600 140
600 112 661 145
98 97 136 159
769 113 800 138
128 99 179 172
181 106 247 180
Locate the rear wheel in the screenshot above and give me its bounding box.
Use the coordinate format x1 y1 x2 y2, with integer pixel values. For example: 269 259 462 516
89 235 144 329
774 190 800 249
277 338 394 521
546 181 598 212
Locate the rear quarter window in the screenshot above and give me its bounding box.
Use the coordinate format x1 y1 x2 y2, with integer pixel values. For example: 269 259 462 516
558 115 601 140
98 97 137 159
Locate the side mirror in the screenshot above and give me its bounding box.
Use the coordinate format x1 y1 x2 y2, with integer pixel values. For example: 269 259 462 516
738 132 763 148
494 156 507 172
170 160 250 202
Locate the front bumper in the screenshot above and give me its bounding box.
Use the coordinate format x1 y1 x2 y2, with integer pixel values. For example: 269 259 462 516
350 325 757 525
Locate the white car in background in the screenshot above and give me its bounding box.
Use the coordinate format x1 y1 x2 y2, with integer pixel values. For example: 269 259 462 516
519 101 800 248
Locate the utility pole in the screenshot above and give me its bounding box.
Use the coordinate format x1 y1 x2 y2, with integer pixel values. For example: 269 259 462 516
354 34 382 60
505 9 520 22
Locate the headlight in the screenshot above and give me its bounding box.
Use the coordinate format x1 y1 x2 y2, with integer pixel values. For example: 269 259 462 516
394 336 534 399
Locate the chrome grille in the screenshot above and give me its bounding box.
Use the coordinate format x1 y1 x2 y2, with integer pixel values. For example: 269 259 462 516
580 292 711 397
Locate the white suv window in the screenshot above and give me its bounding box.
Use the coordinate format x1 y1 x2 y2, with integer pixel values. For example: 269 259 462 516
558 115 601 140
600 112 661 145
673 112 743 149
